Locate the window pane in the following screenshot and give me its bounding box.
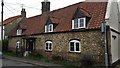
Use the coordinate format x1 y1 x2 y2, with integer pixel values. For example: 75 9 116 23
49 25 52 31
49 43 52 50
76 43 79 51
70 42 74 51
17 29 22 35
79 19 84 27
80 19 84 23
46 43 48 50
16 42 20 48
74 19 78 28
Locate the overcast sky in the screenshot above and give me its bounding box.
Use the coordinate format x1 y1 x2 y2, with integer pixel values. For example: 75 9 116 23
0 0 120 21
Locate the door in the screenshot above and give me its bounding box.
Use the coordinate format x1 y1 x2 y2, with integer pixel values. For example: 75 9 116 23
26 38 35 52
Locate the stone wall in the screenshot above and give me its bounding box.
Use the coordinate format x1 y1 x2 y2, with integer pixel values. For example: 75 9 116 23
8 37 22 52
9 30 109 65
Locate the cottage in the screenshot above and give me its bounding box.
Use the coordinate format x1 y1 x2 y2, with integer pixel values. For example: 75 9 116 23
0 8 26 40
8 0 120 66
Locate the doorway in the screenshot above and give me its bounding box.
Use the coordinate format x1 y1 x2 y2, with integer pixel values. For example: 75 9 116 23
26 38 36 52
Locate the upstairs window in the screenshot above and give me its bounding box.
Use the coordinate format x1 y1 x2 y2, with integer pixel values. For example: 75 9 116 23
72 18 86 29
17 29 22 35
69 40 81 53
45 41 53 51
45 24 53 32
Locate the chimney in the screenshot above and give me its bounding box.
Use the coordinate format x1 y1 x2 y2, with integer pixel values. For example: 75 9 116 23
41 0 50 13
21 8 26 18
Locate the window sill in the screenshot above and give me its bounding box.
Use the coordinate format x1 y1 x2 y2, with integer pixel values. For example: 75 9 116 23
17 34 22 35
79 27 86 29
68 51 81 54
44 31 54 33
45 50 52 52
72 27 86 30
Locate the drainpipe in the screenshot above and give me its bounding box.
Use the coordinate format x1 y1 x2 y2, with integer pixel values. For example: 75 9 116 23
101 22 109 67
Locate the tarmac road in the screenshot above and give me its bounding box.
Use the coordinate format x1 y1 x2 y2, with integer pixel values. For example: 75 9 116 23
2 58 34 66
2 58 57 68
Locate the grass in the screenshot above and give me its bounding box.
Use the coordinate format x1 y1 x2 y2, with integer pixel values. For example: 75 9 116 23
23 53 80 67
54 60 79 67
3 51 80 67
3 51 16 56
25 53 43 60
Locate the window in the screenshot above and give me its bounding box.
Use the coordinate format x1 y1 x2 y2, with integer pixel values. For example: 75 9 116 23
69 40 81 53
17 29 22 35
72 18 86 29
16 41 20 49
45 24 53 32
45 41 53 51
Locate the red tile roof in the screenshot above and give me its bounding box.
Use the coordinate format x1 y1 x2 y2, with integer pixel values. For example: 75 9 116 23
14 2 107 36
50 17 60 24
0 15 22 25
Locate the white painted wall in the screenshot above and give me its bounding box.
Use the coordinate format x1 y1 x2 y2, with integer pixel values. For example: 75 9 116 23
107 1 119 31
118 34 120 59
105 0 119 31
118 1 120 60
105 0 120 63
110 31 119 63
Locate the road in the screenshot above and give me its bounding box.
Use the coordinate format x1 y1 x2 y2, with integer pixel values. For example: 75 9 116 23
2 58 50 68
2 58 34 66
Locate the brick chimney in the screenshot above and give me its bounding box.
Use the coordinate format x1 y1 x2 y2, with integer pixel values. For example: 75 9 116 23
21 8 26 18
41 0 50 13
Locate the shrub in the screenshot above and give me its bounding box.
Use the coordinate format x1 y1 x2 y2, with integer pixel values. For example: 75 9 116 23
4 50 16 56
52 55 64 61
80 54 93 67
34 53 43 59
2 39 8 52
28 53 43 60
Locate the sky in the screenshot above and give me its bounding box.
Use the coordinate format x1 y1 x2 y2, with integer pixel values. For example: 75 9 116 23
0 0 84 20
0 0 120 21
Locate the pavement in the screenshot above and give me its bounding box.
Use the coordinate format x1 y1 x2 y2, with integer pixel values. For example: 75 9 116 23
3 55 61 66
2 58 34 66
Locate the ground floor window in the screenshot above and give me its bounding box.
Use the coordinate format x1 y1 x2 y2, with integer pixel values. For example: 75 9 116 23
69 40 81 53
45 41 53 51
16 41 20 49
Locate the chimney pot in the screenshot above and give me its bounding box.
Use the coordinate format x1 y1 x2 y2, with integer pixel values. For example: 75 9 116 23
21 8 26 18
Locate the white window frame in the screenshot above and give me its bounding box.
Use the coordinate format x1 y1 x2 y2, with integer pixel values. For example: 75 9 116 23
17 29 22 35
69 40 81 53
45 24 53 32
16 41 20 49
72 18 86 29
45 41 53 51
79 18 86 28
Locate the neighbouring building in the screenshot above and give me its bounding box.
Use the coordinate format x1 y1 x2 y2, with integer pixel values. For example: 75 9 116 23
0 8 26 40
8 0 120 66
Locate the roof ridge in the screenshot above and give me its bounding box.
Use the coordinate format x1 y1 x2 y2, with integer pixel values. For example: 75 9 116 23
0 15 22 25
25 1 85 19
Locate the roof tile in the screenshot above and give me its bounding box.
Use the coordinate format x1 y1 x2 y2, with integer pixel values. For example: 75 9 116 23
0 15 22 25
13 2 107 36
